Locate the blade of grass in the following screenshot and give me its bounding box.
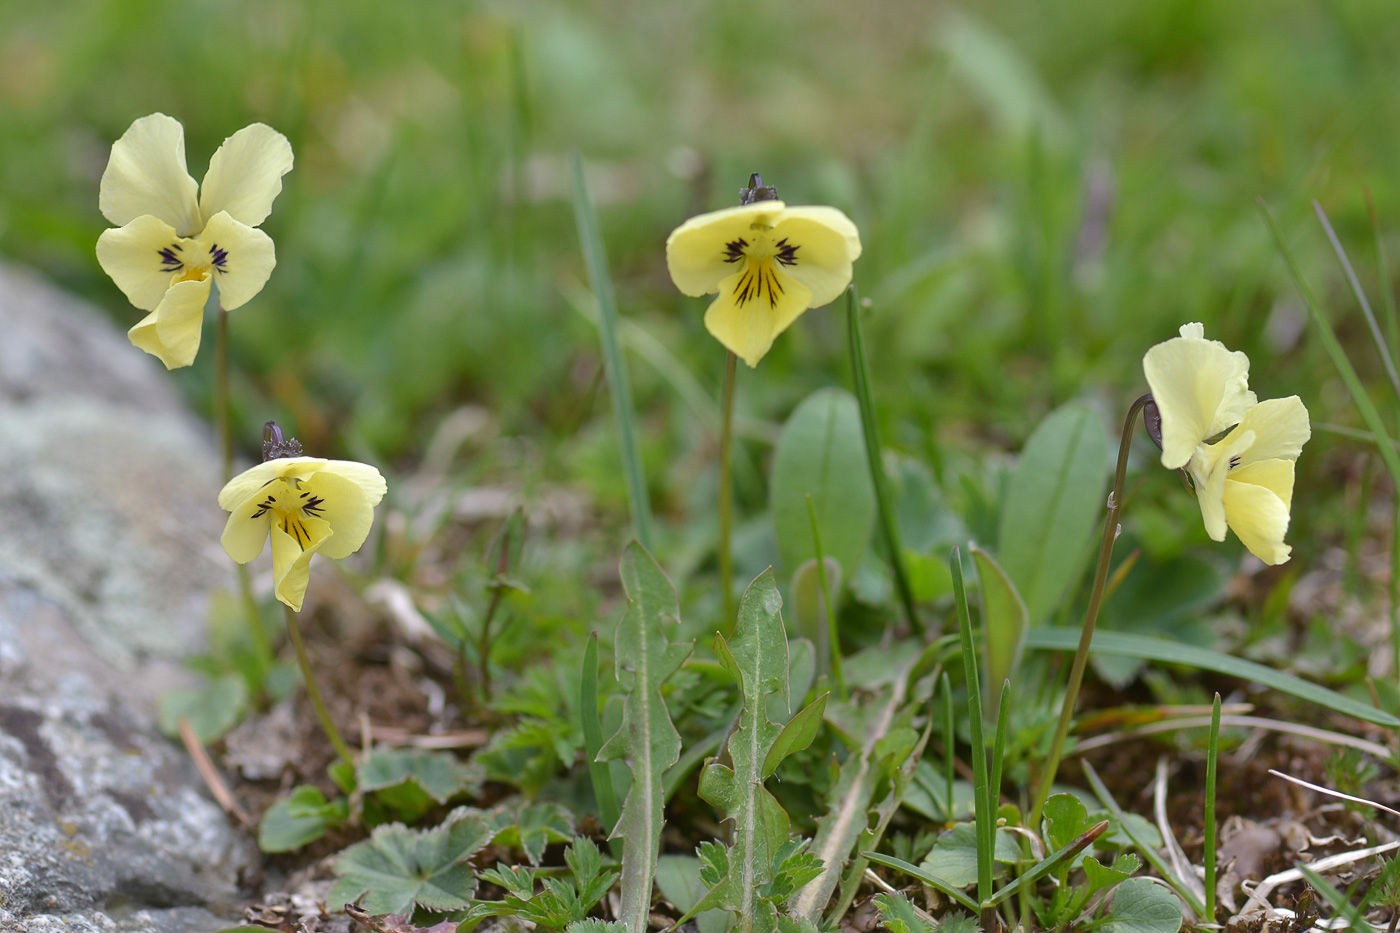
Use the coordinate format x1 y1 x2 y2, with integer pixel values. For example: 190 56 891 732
951 547 994 924
1024 627 1400 728
1299 865 1378 933
806 493 847 701
1258 198 1400 490
942 670 956 822
984 820 1107 908
570 152 654 550
861 852 980 913
1313 200 1400 402
847 287 920 632
1367 188 1400 698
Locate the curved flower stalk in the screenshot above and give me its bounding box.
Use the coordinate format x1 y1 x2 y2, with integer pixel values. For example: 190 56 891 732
219 451 387 611
666 194 862 367
96 114 293 369
1144 323 1310 565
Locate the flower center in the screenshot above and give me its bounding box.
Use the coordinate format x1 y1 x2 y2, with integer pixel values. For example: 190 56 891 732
722 230 801 309
250 478 329 550
160 237 229 282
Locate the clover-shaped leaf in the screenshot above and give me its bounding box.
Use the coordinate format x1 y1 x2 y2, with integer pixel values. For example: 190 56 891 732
329 807 492 916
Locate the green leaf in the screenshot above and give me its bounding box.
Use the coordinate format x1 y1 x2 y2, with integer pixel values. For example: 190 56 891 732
490 801 576 865
790 557 843 653
696 569 799 932
157 674 249 744
971 543 1028 705
872 891 935 933
1099 878 1184 933
328 807 492 915
1042 793 1091 851
996 403 1109 626
860 852 978 914
762 692 828 779
596 543 692 933
1025 627 1400 727
359 747 478 803
654 855 728 933
257 785 347 853
771 388 876 581
918 822 1021 889
580 632 620 835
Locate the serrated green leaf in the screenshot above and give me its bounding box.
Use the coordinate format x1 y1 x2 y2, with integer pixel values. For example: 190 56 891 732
257 785 347 853
1099 878 1184 933
761 692 828 779
329 807 492 915
359 747 478 803
490 801 575 865
771 388 876 581
157 674 249 744
971 543 1028 706
997 403 1109 625
872 891 935 933
565 922 627 933
1042 792 1091 851
596 543 692 933
696 569 798 933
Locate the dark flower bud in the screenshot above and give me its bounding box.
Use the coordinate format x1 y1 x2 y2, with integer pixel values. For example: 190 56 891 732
262 421 304 461
1142 396 1163 451
740 173 780 205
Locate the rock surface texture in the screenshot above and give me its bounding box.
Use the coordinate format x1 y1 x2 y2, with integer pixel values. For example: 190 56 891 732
0 263 255 932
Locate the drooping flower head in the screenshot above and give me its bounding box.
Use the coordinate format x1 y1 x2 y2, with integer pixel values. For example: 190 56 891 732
219 424 386 611
97 114 293 369
1143 324 1310 565
1142 322 1256 469
666 175 861 367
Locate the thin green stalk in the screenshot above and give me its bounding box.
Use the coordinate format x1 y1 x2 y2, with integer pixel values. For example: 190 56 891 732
951 547 994 928
284 603 354 769
847 287 920 633
1028 393 1152 831
718 350 738 631
942 670 955 822
1259 198 1400 489
569 152 653 551
580 632 620 836
990 679 1010 817
215 307 273 681
806 493 846 700
1204 692 1221 925
1314 200 1400 402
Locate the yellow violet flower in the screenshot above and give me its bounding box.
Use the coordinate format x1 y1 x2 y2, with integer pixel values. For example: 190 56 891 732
96 114 293 369
219 457 386 612
1185 396 1310 565
666 198 861 367
1142 322 1256 470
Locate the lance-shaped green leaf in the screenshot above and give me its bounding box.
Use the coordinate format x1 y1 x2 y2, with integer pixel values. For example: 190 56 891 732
694 570 821 932
596 543 693 933
790 655 919 922
970 544 1027 716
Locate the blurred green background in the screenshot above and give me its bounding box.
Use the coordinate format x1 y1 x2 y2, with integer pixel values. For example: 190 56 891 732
3 0 1397 577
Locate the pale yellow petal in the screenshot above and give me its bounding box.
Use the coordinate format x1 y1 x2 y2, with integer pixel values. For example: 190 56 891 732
270 516 332 612
198 212 276 310
1229 457 1296 514
128 276 211 369
704 266 813 367
301 469 377 560
1230 397 1310 467
99 114 202 235
198 123 294 228
666 201 788 296
768 206 862 307
218 457 328 510
1222 477 1292 565
221 493 273 564
96 215 187 311
1190 445 1230 543
318 460 388 506
1143 326 1255 469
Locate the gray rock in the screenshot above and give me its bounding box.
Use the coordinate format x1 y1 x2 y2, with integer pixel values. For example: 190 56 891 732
0 263 258 931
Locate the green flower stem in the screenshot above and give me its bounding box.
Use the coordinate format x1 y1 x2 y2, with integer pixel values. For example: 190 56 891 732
1204 692 1221 924
845 287 920 633
284 603 355 769
806 493 847 701
215 305 273 681
718 349 738 631
1028 392 1151 831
